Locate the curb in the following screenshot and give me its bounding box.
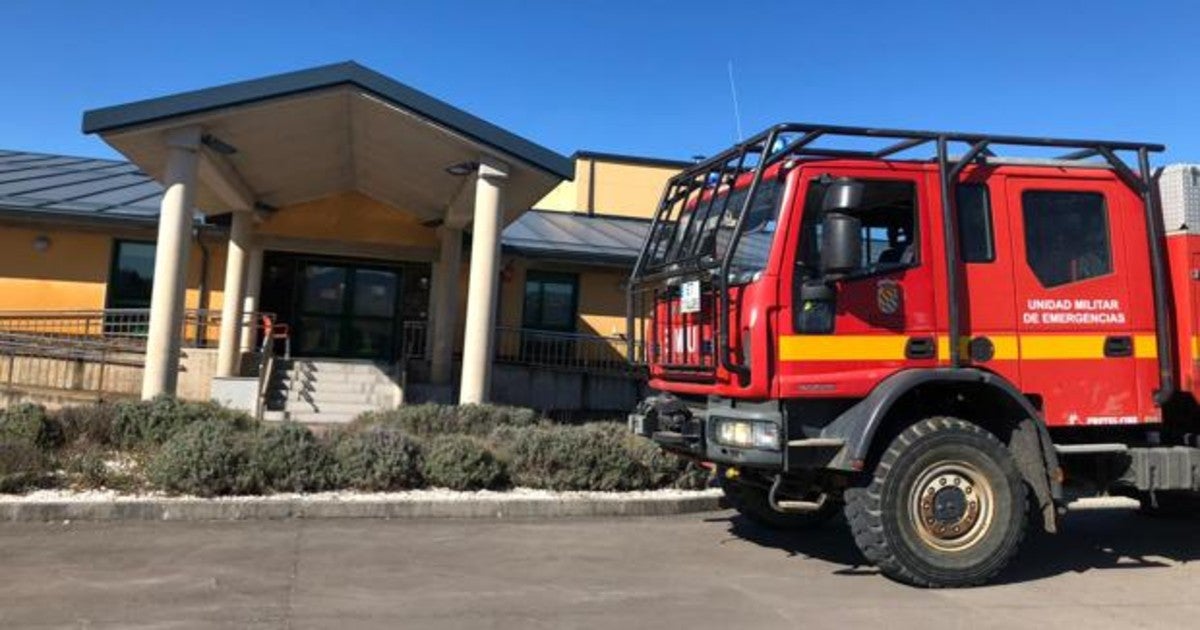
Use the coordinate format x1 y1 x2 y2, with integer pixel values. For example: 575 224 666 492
0 493 725 523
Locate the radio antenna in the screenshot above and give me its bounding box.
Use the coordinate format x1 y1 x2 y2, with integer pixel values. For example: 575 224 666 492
727 60 744 142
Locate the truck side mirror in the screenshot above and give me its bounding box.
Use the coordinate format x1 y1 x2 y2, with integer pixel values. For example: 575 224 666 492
820 212 863 276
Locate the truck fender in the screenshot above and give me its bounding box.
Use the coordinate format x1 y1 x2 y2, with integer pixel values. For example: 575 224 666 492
821 367 1061 533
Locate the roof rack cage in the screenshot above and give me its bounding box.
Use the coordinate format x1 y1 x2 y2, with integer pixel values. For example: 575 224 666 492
626 123 1173 400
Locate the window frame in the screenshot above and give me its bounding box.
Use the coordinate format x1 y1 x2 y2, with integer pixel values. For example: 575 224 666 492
521 270 580 333
1020 189 1114 289
956 183 996 264
105 238 157 310
796 175 922 282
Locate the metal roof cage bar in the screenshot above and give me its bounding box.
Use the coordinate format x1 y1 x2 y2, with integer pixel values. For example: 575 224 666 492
626 123 1171 400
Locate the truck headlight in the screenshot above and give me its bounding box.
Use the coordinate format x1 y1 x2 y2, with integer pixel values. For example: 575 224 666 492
713 418 780 450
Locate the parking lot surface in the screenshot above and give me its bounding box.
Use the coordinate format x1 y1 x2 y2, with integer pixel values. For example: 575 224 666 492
1 502 1197 629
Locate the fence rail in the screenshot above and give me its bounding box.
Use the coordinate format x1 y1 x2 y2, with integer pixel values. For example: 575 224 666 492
400 322 642 375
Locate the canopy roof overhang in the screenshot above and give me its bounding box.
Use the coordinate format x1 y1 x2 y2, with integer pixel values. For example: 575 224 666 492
82 62 573 226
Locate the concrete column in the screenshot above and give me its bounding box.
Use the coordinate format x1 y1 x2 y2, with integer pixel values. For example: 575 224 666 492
239 244 264 353
458 158 508 404
141 127 202 399
216 211 252 377
431 226 462 385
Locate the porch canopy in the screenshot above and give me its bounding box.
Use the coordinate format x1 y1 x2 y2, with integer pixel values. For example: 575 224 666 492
83 61 573 404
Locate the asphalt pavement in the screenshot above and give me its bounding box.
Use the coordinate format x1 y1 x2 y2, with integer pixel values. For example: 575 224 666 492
1 501 1196 629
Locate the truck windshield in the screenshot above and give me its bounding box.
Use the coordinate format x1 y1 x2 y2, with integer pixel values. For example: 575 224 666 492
645 174 784 281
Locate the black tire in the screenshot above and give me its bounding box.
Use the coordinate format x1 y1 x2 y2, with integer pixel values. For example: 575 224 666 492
844 417 1028 588
722 477 841 530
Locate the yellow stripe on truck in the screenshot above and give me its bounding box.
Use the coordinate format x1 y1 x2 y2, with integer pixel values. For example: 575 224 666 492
779 333 1160 362
778 335 910 361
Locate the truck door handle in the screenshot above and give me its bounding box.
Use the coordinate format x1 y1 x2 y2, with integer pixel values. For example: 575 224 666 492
905 336 936 360
1103 335 1133 358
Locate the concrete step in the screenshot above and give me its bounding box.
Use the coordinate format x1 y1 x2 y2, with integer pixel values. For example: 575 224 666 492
285 410 360 424
276 371 396 385
276 400 380 415
283 361 394 375
274 390 395 406
272 379 393 393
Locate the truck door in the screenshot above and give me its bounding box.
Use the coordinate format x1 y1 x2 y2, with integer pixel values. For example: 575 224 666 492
1005 175 1144 427
776 165 939 398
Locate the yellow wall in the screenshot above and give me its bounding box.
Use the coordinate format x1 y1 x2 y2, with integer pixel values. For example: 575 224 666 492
0 223 224 314
535 156 682 218
259 191 439 249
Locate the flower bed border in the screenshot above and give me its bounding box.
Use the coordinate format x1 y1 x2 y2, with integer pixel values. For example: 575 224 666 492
0 489 724 522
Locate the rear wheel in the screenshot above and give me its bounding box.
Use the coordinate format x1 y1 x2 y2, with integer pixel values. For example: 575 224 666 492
845 417 1028 587
722 477 841 530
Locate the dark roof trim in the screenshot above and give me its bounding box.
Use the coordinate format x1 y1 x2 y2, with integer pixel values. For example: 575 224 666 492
572 150 695 169
501 243 636 268
82 61 574 180
0 205 224 234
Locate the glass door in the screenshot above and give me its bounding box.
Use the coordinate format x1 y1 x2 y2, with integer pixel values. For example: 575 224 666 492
294 262 402 359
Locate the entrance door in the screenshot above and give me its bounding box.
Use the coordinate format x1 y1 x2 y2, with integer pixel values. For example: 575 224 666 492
295 262 402 360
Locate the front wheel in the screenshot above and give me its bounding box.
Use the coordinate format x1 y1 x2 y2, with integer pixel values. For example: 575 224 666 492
845 417 1028 587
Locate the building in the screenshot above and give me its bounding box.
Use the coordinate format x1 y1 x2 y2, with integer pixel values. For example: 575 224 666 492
0 62 683 419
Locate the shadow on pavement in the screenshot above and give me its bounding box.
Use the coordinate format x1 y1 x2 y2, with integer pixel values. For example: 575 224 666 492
716 505 1200 585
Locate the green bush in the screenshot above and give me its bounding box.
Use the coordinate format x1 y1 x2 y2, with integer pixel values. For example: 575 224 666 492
422 434 508 491
54 403 118 448
332 427 424 491
352 403 541 438
498 422 703 492
0 441 48 493
250 422 335 493
64 447 109 489
147 420 257 496
0 403 64 451
112 396 253 449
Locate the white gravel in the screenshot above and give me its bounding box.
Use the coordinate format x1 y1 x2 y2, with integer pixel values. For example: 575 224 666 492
0 487 722 504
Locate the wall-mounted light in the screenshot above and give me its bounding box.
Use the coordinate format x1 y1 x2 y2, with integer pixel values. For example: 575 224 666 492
444 161 478 176
32 235 51 253
201 133 238 155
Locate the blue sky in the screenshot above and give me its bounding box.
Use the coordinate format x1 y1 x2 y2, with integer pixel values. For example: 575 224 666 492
4 1 1198 164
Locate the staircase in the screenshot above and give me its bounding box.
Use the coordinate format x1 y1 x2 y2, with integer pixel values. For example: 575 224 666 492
262 358 401 424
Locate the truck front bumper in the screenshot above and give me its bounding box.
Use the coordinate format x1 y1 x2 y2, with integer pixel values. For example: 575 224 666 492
630 395 827 469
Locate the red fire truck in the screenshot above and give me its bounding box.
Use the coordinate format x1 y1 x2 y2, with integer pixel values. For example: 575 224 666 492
626 123 1200 587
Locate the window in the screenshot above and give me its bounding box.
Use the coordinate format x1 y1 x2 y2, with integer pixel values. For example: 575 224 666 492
522 271 578 332
956 184 994 263
106 240 156 308
647 174 785 279
1022 190 1112 287
797 178 918 277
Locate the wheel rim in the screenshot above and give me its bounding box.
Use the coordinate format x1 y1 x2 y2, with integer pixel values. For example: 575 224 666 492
908 460 995 552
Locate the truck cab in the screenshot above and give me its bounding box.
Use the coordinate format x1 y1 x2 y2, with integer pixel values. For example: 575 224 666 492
627 124 1200 587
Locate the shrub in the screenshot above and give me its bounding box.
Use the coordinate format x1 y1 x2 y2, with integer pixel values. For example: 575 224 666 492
147 420 257 496
332 427 424 491
112 396 253 449
0 403 64 451
0 441 48 493
352 403 541 438
250 422 336 493
64 447 109 489
498 422 705 492
54 403 118 448
422 434 508 491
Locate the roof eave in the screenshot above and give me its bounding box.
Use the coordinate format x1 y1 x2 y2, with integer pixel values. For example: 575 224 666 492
82 61 574 180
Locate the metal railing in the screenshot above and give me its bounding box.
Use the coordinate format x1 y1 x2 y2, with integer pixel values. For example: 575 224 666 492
0 308 237 349
0 308 284 397
400 322 642 376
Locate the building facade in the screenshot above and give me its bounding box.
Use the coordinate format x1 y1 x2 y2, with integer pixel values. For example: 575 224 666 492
0 63 683 417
